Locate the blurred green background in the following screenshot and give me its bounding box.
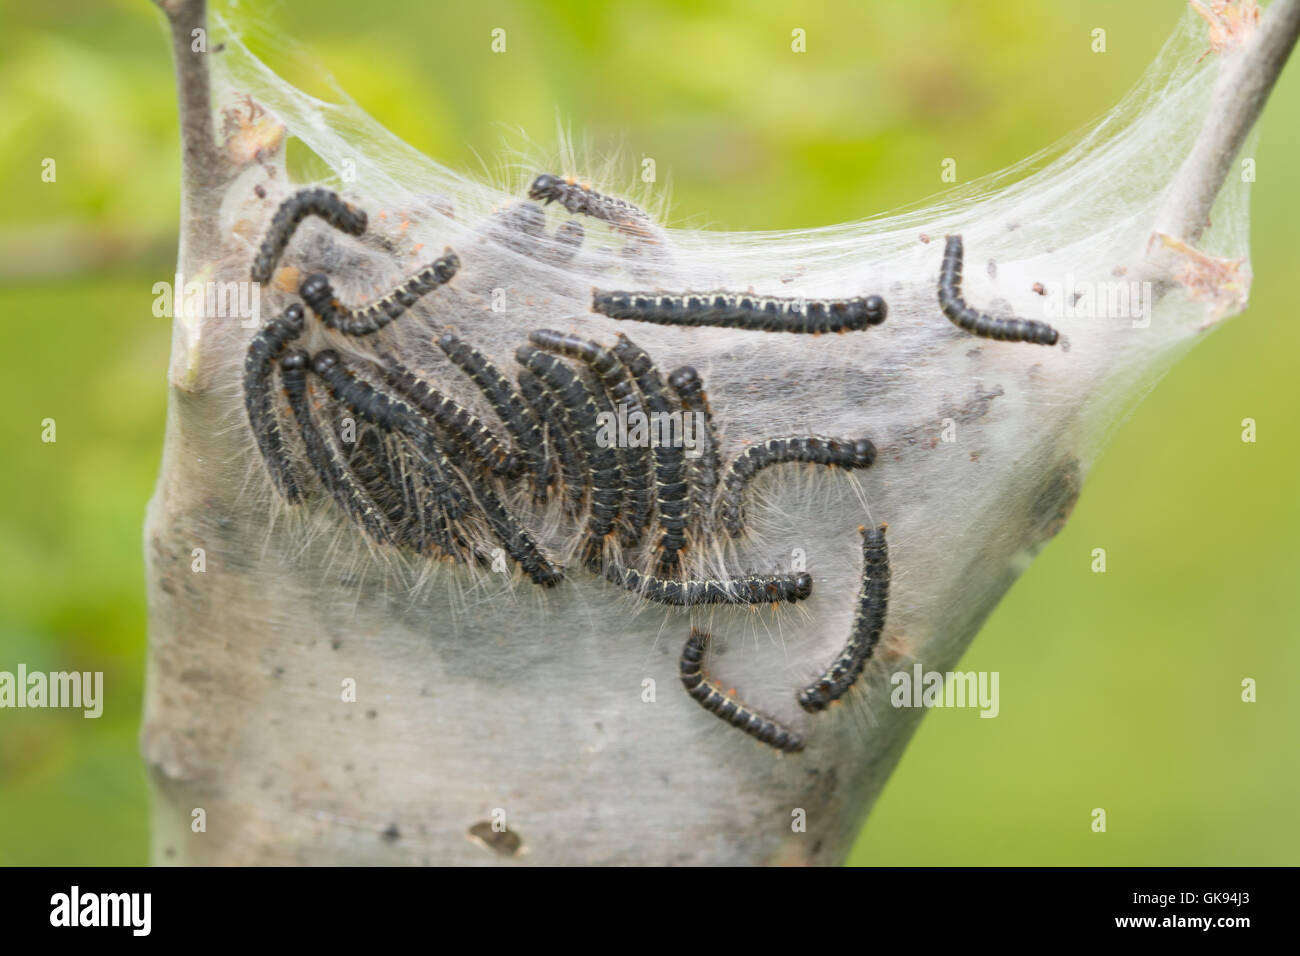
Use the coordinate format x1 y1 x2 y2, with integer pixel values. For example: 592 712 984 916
0 0 1295 866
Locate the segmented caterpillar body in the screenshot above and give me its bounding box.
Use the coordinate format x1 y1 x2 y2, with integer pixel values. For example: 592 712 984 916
461 473 564 587
528 173 654 237
612 335 688 570
348 428 438 554
310 350 466 520
516 345 622 549
680 629 805 753
601 562 813 607
516 368 585 512
592 290 887 333
667 365 720 539
250 188 367 284
938 235 1059 346
438 332 550 492
798 523 891 712
379 357 519 479
582 366 628 550
244 303 306 503
719 435 877 538
300 247 459 336
353 363 558 581
281 350 398 547
529 329 655 547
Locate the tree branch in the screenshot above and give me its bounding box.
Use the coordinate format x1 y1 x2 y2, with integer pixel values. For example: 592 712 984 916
1151 0 1300 258
153 0 225 259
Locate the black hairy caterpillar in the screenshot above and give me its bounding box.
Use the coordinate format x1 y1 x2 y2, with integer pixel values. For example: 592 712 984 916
680 629 805 753
379 356 520 479
516 344 623 549
281 350 399 547
348 364 559 582
611 334 689 571
580 365 630 547
387 434 459 556
528 329 655 547
309 350 467 521
719 436 877 538
938 235 1059 346
438 332 550 492
798 523 891 713
592 290 887 334
348 424 480 561
460 471 564 587
667 365 720 539
599 561 813 607
516 367 586 513
250 188 367 284
348 428 439 555
244 303 306 503
299 247 459 336
528 173 655 237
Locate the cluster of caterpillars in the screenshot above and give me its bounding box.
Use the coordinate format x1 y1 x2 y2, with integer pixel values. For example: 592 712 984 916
244 176 1058 755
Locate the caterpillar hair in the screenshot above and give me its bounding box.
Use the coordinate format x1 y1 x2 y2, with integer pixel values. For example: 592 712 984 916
250 187 368 284
798 523 891 713
679 629 805 753
243 303 306 503
719 435 877 538
938 235 1059 346
591 290 887 334
299 247 460 336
